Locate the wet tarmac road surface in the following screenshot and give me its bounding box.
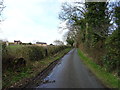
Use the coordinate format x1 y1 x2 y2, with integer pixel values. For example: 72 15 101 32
37 48 105 88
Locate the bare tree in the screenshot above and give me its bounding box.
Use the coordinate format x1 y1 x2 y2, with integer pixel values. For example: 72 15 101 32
53 40 64 46
0 0 5 22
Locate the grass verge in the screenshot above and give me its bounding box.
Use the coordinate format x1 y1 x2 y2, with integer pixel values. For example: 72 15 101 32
3 48 72 89
77 48 120 88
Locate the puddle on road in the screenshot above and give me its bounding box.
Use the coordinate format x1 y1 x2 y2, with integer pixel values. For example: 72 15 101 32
37 51 71 88
38 61 61 86
41 79 55 84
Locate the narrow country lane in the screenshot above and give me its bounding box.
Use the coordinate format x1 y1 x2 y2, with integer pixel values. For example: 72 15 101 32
37 48 105 88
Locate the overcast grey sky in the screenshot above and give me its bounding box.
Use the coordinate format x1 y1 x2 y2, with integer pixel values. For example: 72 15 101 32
0 0 70 44
0 0 117 44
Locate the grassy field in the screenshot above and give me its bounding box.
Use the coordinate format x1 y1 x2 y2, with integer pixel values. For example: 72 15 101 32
77 48 119 88
2 47 72 89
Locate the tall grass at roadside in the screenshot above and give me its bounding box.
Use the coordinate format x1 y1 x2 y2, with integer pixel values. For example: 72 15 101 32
77 48 119 88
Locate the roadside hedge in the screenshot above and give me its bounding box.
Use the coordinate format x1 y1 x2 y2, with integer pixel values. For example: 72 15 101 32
103 29 120 74
2 45 70 71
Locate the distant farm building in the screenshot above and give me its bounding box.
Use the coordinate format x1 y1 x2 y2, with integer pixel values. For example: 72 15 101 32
36 42 47 46
14 40 22 45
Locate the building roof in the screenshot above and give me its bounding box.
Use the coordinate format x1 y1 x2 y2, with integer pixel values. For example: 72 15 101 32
14 40 21 42
36 42 47 44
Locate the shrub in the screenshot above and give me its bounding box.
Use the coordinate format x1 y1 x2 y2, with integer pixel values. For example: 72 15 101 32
22 46 45 61
2 45 70 71
103 29 120 73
